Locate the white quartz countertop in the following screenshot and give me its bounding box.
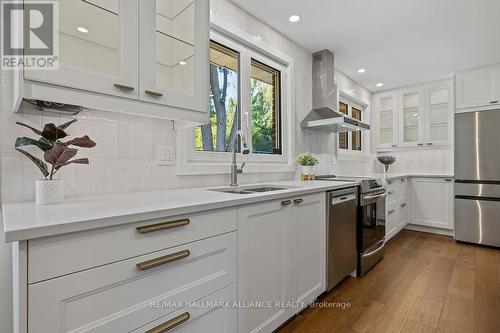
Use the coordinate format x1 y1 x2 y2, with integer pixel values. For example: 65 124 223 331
384 173 454 180
2 180 358 242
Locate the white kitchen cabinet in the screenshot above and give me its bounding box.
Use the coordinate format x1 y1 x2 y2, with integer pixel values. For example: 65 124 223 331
133 284 237 333
456 64 500 110
374 91 398 149
26 0 140 100
385 206 399 241
139 0 209 112
424 81 454 146
28 232 237 333
238 193 325 333
237 199 291 333
289 194 326 311
21 0 209 123
385 177 410 241
375 80 454 150
410 177 454 230
399 87 424 147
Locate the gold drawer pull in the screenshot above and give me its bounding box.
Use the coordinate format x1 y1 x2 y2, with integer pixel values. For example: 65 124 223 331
137 250 190 271
145 90 164 97
114 83 135 91
146 312 190 333
136 219 190 234
281 200 292 206
293 198 304 204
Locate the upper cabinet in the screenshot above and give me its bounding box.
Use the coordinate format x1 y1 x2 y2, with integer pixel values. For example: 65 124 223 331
425 81 454 146
456 63 500 110
21 0 209 123
139 0 209 111
374 91 398 149
398 87 424 147
25 0 139 99
374 79 454 150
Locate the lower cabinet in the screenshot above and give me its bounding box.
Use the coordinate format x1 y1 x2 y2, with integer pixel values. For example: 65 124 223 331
410 177 454 230
133 284 237 333
385 177 410 241
28 232 237 333
237 193 326 333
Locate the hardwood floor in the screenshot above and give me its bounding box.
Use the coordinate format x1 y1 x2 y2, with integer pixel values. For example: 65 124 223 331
278 230 500 333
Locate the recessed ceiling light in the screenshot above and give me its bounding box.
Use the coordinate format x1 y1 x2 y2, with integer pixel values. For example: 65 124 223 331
179 61 187 66
77 26 88 34
376 82 384 87
289 15 301 23
357 68 366 74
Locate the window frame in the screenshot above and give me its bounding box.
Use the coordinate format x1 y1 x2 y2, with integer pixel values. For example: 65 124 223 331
337 95 368 156
176 29 294 175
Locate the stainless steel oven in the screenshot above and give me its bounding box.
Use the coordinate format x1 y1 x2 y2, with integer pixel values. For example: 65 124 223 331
358 188 386 276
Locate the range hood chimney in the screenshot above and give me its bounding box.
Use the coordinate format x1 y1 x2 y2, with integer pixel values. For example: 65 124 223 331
301 50 370 132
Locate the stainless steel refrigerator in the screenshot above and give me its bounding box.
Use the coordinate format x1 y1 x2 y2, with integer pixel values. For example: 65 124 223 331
455 110 500 247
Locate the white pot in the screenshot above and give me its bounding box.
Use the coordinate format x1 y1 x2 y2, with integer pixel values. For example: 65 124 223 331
300 165 314 175
36 179 64 205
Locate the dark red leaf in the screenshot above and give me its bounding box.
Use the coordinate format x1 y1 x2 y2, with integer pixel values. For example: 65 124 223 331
65 135 96 148
44 144 77 167
42 123 68 141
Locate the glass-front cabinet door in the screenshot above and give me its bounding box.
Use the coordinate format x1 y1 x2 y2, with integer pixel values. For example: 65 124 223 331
374 91 398 148
425 80 453 146
139 0 209 112
25 0 139 99
399 88 423 146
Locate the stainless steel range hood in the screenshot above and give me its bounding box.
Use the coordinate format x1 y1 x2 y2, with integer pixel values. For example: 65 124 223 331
301 50 370 132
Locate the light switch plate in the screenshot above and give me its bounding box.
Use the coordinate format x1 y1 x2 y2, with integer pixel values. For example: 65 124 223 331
156 145 175 166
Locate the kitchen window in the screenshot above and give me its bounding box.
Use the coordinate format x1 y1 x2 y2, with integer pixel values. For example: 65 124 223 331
338 99 365 152
194 40 283 156
177 29 293 175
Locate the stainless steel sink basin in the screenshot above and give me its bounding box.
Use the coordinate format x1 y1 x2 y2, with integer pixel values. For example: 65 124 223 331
209 185 294 194
213 188 256 195
244 186 291 192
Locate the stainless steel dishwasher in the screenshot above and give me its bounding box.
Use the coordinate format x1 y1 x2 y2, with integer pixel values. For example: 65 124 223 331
326 187 358 291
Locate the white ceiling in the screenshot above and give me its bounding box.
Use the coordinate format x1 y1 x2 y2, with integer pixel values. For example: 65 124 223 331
231 0 500 92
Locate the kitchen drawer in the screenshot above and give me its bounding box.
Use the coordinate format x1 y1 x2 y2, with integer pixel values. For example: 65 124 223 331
28 232 237 333
28 208 237 283
133 284 237 333
386 206 400 240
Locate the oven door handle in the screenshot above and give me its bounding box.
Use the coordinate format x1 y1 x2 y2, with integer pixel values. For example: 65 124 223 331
362 192 386 205
363 242 385 258
363 192 386 201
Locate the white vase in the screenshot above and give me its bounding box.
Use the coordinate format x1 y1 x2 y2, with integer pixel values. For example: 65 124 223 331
36 179 64 205
301 165 314 176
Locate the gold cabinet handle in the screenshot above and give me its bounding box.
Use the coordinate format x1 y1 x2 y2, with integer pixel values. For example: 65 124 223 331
136 219 190 234
114 83 135 91
146 312 190 333
145 90 164 97
293 198 304 204
137 250 190 271
281 200 292 206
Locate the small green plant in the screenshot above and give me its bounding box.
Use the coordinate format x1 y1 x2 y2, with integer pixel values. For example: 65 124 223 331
297 153 319 166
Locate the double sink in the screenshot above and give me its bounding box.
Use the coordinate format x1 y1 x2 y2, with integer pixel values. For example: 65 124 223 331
209 185 294 195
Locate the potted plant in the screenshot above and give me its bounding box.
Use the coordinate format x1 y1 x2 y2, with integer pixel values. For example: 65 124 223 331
377 155 396 176
14 119 96 205
297 153 319 180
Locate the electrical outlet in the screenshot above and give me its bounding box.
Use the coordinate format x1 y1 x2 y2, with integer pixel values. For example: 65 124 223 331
156 145 175 166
